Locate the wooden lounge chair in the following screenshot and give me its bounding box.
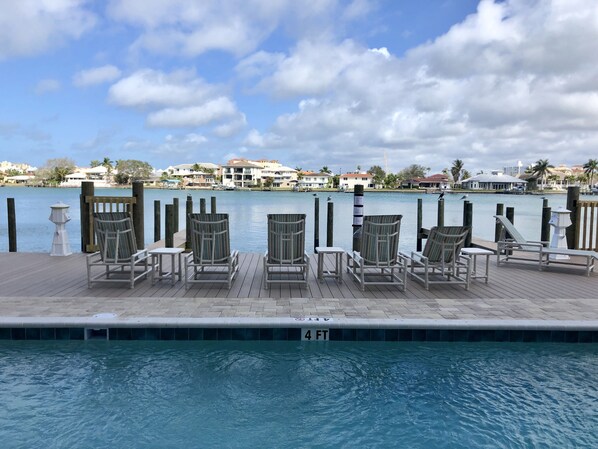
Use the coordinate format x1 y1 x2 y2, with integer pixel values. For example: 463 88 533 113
86 212 152 288
495 215 598 276
403 226 471 290
346 215 407 291
184 213 239 289
263 214 309 288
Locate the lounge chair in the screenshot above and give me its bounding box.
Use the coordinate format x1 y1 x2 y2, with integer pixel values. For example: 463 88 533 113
346 215 407 291
263 214 309 288
495 215 598 276
86 212 152 288
184 213 239 289
402 226 471 290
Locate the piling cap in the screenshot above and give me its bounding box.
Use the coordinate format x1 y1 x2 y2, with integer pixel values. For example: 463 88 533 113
554 206 571 213
50 202 70 209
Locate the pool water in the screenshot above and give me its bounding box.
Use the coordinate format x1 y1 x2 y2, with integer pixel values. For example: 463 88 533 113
1 341 596 448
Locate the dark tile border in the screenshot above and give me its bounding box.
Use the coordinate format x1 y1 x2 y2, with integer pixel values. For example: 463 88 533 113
0 327 597 343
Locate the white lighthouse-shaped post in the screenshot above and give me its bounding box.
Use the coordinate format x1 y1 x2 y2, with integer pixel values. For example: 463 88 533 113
548 206 572 260
49 202 72 256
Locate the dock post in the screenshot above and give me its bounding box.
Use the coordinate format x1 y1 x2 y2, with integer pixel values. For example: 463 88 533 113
211 196 217 213
417 198 423 252
165 204 174 248
200 198 206 214
352 184 364 252
7 198 16 252
566 186 579 249
185 195 193 251
314 196 320 252
132 181 144 250
173 197 179 232
437 198 445 227
154 200 161 242
494 203 504 242
541 198 551 243
80 181 94 252
463 200 473 247
327 200 334 247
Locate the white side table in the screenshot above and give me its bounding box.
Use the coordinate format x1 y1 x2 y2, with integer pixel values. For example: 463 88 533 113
315 247 344 283
460 247 494 283
149 247 184 285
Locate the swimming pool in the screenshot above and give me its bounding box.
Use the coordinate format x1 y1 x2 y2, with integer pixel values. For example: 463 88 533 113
1 341 596 448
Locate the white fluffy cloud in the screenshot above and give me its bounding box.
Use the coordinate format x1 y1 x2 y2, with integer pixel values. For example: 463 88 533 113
0 0 95 59
73 65 122 87
239 0 598 172
108 68 243 131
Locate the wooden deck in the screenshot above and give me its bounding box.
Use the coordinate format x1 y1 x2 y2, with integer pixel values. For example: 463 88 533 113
0 251 597 323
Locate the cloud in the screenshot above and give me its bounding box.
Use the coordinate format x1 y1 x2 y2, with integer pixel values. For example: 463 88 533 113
73 65 122 87
0 0 96 60
35 79 61 94
108 68 241 130
238 0 598 172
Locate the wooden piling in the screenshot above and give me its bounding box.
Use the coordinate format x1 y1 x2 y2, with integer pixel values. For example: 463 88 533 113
200 198 206 214
186 195 193 251
165 204 174 248
314 196 320 252
494 203 504 242
80 181 94 252
541 205 551 243
566 186 579 249
327 200 334 247
352 185 364 252
173 197 179 232
417 198 423 251
132 181 144 250
463 201 473 247
437 198 445 227
7 198 16 252
211 196 217 213
154 200 161 242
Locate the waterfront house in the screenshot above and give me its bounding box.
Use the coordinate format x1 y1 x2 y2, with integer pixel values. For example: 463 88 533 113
299 172 332 189
259 162 298 188
222 159 263 188
340 173 374 190
417 174 451 190
61 166 112 187
166 163 216 188
459 171 527 191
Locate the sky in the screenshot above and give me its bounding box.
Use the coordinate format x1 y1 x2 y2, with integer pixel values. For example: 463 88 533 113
1 0 597 175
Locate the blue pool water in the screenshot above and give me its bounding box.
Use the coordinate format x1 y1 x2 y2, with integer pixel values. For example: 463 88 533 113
0 186 584 252
0 341 596 448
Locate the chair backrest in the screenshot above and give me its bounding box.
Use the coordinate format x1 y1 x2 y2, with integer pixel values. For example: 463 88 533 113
189 213 231 264
494 215 527 244
93 212 138 263
422 226 470 264
267 214 306 264
360 215 402 266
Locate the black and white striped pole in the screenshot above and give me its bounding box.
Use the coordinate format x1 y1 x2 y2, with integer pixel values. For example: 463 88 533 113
352 184 364 253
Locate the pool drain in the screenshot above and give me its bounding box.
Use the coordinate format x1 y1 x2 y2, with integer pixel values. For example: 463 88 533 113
84 313 118 340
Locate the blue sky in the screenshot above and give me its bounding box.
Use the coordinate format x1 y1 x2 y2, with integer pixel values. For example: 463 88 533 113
1 0 597 174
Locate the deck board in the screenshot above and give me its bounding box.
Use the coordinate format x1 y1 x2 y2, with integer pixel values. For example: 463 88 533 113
0 251 597 322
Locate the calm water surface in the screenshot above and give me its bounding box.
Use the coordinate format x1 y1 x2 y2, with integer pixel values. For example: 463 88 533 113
0 341 596 449
0 186 578 252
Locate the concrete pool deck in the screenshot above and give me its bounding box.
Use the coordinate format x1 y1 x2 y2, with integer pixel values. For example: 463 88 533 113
0 251 597 337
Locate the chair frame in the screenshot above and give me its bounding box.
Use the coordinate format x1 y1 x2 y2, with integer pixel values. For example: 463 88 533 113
86 214 152 289
495 215 598 276
263 214 309 289
184 213 239 289
403 226 471 290
346 215 407 291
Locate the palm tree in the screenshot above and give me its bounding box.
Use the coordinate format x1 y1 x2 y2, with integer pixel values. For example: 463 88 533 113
583 159 598 188
320 166 332 174
450 159 464 183
102 157 113 173
531 159 554 191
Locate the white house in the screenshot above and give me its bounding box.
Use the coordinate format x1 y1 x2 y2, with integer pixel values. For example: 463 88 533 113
222 159 263 188
299 172 332 189
460 171 527 190
339 173 374 190
62 166 112 187
260 163 298 188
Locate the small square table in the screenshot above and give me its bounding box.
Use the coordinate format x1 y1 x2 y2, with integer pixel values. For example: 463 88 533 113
460 247 494 283
315 247 344 283
149 247 185 285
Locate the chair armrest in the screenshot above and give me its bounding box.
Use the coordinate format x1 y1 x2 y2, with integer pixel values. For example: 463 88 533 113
348 251 362 264
133 250 151 262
